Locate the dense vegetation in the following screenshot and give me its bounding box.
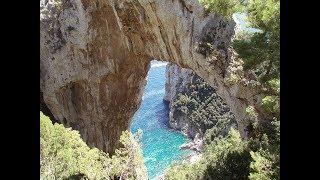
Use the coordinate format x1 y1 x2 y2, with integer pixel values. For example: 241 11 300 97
233 0 280 178
165 128 250 179
199 0 244 18
40 112 147 180
171 73 236 137
165 0 280 179
165 124 279 180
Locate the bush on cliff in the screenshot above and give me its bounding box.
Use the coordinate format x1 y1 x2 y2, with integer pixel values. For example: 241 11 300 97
165 128 251 180
40 112 147 180
165 127 279 180
199 0 244 18
171 74 236 137
232 0 280 123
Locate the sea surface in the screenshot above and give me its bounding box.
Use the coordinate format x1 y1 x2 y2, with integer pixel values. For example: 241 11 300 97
130 61 192 179
233 12 262 33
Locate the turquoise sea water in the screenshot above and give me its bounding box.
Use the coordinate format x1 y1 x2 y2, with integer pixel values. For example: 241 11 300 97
233 12 262 33
130 61 192 179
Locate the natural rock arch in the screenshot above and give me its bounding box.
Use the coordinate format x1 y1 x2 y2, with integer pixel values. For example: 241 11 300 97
40 0 262 154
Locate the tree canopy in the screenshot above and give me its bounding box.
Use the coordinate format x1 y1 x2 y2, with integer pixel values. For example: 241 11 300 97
40 112 147 180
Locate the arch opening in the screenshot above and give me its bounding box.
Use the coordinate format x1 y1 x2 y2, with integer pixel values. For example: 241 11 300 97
130 60 192 179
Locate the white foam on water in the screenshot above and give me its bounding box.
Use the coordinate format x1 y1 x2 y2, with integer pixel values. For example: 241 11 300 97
142 89 165 100
233 12 262 33
150 61 168 68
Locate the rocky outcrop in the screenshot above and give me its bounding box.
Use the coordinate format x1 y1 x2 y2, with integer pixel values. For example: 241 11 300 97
163 63 199 138
40 0 262 154
40 0 151 154
163 63 198 138
180 133 204 152
164 63 194 102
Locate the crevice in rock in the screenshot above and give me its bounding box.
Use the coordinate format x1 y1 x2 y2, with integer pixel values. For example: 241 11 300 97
40 91 58 124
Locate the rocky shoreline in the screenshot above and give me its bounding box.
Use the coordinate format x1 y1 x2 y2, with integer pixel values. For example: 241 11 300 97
179 133 204 152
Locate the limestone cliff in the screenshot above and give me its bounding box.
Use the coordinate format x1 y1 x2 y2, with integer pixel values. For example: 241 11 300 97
164 63 195 137
164 63 194 103
40 0 263 154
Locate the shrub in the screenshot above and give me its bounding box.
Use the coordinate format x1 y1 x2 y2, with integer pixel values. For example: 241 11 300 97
165 128 251 180
171 74 236 136
40 112 147 180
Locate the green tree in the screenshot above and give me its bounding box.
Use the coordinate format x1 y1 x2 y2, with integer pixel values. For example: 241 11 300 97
199 0 244 18
233 0 280 94
171 74 236 137
40 112 147 180
233 2 280 178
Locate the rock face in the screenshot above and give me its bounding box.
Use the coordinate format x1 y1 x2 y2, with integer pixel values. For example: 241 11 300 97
180 133 204 152
164 63 197 138
164 63 194 102
40 0 262 154
163 63 199 138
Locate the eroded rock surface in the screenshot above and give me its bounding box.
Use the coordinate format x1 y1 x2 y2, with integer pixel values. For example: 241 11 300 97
164 63 194 102
40 0 262 153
